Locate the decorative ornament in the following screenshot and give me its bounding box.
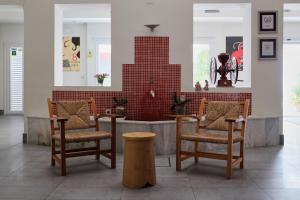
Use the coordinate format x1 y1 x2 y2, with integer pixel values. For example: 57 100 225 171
204 80 209 91
195 81 201 92
210 53 239 87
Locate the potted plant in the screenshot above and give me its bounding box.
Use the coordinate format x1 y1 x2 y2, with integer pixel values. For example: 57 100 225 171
94 73 109 86
113 97 128 116
171 92 192 115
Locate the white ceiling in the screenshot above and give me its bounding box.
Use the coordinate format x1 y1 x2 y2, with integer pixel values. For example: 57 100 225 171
193 3 249 23
0 5 23 23
61 4 111 23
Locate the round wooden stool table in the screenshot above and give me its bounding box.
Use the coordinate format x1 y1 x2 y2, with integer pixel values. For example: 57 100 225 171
122 132 156 189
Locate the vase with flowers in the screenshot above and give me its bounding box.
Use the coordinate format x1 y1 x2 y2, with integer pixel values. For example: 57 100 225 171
94 73 109 86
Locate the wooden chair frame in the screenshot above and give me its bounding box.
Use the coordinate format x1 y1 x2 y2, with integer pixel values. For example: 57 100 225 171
47 98 117 176
175 98 250 178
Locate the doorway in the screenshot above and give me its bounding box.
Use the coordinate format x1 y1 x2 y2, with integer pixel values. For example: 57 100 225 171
283 4 300 123
283 43 300 118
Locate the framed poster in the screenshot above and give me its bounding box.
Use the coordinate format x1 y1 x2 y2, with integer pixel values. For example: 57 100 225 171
226 36 243 71
63 36 80 71
259 11 277 33
259 38 277 59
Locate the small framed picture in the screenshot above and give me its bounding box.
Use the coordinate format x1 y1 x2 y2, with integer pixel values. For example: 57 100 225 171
259 38 277 59
259 11 277 33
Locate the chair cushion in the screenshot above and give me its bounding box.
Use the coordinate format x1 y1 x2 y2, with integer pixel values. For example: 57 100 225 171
52 131 112 142
56 100 90 130
205 101 240 131
181 132 243 144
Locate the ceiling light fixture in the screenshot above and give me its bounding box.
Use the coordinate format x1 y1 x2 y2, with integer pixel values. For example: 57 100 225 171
144 24 160 32
204 9 220 14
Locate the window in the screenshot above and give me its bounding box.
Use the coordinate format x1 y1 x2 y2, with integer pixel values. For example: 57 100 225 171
96 42 111 86
193 43 211 85
54 4 111 87
9 47 23 113
193 3 251 88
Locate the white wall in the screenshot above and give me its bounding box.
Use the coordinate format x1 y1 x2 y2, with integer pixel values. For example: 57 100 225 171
87 22 111 86
284 22 300 40
0 23 24 112
194 22 243 52
54 5 63 86
111 0 193 92
250 0 283 118
0 0 284 136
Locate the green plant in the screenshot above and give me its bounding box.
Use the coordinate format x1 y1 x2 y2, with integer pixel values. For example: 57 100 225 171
113 97 128 107
292 79 300 105
94 73 109 84
170 92 192 113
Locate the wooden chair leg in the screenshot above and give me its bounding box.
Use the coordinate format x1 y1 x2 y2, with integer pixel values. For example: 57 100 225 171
51 139 55 166
60 140 66 176
96 140 100 160
176 117 182 171
240 141 244 169
227 123 233 179
111 117 116 169
227 143 232 179
194 142 199 163
176 140 181 171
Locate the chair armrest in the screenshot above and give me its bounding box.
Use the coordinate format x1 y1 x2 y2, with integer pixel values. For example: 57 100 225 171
49 117 68 140
49 117 68 122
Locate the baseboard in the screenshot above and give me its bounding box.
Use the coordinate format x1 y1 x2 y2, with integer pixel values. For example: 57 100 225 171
0 110 4 115
23 133 27 144
280 134 284 146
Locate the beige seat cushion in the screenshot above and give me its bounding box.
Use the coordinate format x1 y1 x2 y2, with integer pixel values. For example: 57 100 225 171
52 131 112 142
56 100 90 130
181 132 243 144
204 101 240 131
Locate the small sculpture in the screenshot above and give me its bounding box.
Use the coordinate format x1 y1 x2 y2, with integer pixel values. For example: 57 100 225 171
195 81 201 92
204 80 209 91
210 53 239 87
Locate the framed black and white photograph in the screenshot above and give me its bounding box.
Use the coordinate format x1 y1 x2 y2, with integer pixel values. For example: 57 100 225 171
259 38 277 59
259 11 277 33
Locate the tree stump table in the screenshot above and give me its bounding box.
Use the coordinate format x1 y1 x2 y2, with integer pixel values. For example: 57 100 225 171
122 132 156 188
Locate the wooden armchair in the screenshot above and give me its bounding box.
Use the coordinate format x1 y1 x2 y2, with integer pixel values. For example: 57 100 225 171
175 98 250 178
47 98 117 176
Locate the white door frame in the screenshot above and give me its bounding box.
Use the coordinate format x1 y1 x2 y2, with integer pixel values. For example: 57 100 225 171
3 42 24 115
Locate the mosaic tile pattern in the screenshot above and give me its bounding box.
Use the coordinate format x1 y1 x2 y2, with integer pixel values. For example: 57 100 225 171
183 92 252 115
53 36 252 120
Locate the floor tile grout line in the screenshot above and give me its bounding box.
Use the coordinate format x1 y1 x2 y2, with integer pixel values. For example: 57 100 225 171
43 176 66 200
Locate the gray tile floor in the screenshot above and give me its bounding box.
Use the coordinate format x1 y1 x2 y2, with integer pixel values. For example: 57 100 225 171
0 116 300 199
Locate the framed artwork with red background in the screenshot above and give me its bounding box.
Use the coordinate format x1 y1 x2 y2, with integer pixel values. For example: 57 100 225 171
226 36 243 71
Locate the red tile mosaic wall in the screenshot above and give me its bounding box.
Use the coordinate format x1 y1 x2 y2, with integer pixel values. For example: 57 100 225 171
53 36 252 120
183 92 252 115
